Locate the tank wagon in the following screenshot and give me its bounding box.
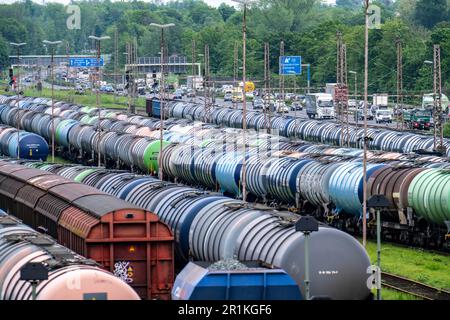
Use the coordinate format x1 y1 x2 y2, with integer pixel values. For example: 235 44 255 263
0 211 140 300
157 99 450 156
0 161 174 300
0 96 449 248
0 124 48 160
16 162 374 300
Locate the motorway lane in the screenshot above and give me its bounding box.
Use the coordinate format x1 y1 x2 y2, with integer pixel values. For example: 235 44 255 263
173 95 401 129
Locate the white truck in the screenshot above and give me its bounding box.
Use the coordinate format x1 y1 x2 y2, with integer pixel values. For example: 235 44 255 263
373 94 389 107
305 93 336 119
187 76 204 90
326 83 338 100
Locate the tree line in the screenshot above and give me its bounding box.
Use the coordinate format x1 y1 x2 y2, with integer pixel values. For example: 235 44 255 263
0 0 449 96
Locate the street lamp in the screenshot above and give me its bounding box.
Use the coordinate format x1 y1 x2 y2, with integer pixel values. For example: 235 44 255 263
232 0 256 202
43 40 62 163
302 63 311 94
150 23 175 181
88 35 110 167
10 42 26 160
349 70 358 126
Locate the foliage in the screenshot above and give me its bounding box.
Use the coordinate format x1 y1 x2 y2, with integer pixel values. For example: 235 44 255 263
0 0 447 95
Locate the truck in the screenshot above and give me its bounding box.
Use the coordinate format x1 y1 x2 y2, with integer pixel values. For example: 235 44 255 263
403 109 433 130
422 93 450 112
305 93 335 119
326 83 338 100
372 94 389 107
232 87 243 103
187 75 204 90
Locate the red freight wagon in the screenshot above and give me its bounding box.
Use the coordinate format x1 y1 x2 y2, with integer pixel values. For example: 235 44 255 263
0 161 174 300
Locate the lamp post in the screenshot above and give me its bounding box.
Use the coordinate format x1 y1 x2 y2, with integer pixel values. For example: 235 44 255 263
150 23 175 180
10 42 26 160
43 40 62 163
232 0 256 202
424 60 433 92
349 70 358 126
88 35 110 167
302 63 311 94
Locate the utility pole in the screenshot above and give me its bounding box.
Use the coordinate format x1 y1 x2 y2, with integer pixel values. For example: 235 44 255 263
88 35 110 167
279 41 285 105
233 40 239 109
396 38 404 130
42 40 62 163
10 42 26 160
336 32 349 147
204 44 211 123
362 0 370 248
264 42 271 134
349 70 358 128
433 44 444 152
66 41 70 84
191 39 196 78
232 0 251 203
150 23 175 180
114 27 119 102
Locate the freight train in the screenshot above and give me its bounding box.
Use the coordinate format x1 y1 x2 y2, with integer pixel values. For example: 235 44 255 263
0 210 140 300
0 160 174 299
0 95 448 249
10 161 373 300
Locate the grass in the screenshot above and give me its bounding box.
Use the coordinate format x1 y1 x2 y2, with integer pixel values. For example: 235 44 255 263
380 288 420 300
363 239 450 300
52 156 73 164
0 85 146 110
444 123 450 138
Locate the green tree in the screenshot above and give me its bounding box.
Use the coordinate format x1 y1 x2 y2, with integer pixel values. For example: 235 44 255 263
0 37 8 70
218 3 236 21
414 0 447 29
336 0 362 9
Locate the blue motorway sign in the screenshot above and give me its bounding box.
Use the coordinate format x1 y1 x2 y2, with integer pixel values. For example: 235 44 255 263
279 56 302 75
69 57 104 67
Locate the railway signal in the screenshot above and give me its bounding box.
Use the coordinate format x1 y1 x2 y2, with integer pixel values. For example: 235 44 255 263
368 194 390 301
295 215 319 300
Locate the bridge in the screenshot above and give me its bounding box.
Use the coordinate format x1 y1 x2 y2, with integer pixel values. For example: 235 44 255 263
9 54 111 68
125 55 201 75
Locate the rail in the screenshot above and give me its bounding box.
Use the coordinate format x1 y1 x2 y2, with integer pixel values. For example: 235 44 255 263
381 272 450 300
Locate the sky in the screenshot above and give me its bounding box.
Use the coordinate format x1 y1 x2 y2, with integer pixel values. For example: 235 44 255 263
0 0 338 8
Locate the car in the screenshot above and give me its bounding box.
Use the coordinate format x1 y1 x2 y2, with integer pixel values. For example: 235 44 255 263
252 98 264 110
274 100 289 113
137 86 146 95
174 90 183 99
75 85 85 95
224 93 233 102
186 90 196 98
290 102 303 111
99 85 114 93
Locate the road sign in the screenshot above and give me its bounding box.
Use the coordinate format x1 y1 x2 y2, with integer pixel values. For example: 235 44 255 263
279 56 302 75
69 57 104 68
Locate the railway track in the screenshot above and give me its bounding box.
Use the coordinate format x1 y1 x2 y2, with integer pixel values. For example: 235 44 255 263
381 272 450 300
